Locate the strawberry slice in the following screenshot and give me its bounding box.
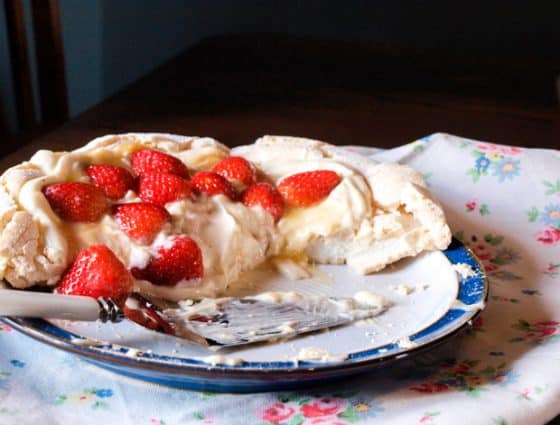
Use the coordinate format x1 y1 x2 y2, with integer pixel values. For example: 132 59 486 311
43 182 109 222
212 156 256 189
113 202 170 245
277 170 341 207
241 182 285 222
130 149 189 178
85 164 135 200
131 235 203 286
189 171 238 200
56 244 133 303
122 293 175 334
137 172 191 206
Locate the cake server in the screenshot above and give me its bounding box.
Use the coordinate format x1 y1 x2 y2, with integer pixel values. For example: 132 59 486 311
0 289 387 347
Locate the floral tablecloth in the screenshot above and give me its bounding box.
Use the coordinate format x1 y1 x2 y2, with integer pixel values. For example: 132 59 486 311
1 133 559 425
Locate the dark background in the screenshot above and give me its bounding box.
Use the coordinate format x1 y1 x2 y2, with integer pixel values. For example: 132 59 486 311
1 0 559 136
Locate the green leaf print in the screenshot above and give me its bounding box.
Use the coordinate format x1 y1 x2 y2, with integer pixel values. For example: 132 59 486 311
91 400 109 410
53 395 67 405
278 394 303 403
484 234 503 246
338 406 360 423
286 413 304 425
468 168 481 183
462 386 489 397
422 172 432 186
202 391 217 399
332 391 358 398
493 417 508 425
193 412 205 420
513 319 531 331
543 179 560 196
479 204 490 215
527 207 539 222
472 150 485 158
413 143 425 153
425 411 441 417
465 359 480 368
479 366 495 376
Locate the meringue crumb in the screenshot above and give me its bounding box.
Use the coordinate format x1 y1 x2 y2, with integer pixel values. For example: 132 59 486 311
452 263 476 279
393 284 415 295
291 347 346 363
397 336 418 349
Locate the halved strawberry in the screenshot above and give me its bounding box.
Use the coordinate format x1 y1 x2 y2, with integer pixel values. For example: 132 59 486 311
189 171 237 200
85 164 135 200
212 156 256 189
113 203 170 245
137 172 191 206
122 293 175 334
130 149 189 178
241 182 284 222
56 244 132 303
277 170 341 207
43 182 109 222
131 235 203 286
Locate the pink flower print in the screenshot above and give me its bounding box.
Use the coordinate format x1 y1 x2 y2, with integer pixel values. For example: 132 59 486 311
472 317 484 330
533 321 560 338
471 243 493 261
409 382 449 393
450 363 471 374
546 264 559 273
476 143 522 156
493 373 507 384
465 200 477 212
260 403 296 424
534 320 560 327
300 397 347 418
302 417 349 425
483 262 499 272
536 227 560 245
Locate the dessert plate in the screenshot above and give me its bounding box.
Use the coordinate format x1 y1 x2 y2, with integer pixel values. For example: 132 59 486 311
3 239 487 392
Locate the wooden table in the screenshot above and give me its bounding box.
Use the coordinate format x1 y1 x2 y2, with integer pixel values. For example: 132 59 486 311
2 33 559 169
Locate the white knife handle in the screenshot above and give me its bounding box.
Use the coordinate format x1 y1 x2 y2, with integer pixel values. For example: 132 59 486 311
0 289 103 321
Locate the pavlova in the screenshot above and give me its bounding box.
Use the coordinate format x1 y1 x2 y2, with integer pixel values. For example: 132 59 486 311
0 133 451 306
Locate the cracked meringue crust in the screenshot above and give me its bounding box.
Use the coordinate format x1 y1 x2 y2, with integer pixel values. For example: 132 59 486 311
232 135 452 274
0 133 451 300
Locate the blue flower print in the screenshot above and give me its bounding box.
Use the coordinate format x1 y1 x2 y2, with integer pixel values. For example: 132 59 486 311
95 389 113 398
10 360 25 368
492 158 520 182
475 156 491 172
539 204 560 228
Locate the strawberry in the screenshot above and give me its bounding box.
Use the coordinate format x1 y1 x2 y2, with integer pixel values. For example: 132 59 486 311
241 182 284 222
137 172 191 206
122 293 175 334
130 149 189 178
85 164 135 200
189 171 237 200
277 170 341 207
131 235 203 286
56 244 132 303
113 203 170 244
212 156 256 188
43 182 109 222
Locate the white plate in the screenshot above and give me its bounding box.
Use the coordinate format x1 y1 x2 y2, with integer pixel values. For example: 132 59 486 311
4 239 487 392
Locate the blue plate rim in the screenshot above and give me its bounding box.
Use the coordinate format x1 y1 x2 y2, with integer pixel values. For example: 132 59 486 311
3 238 488 377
